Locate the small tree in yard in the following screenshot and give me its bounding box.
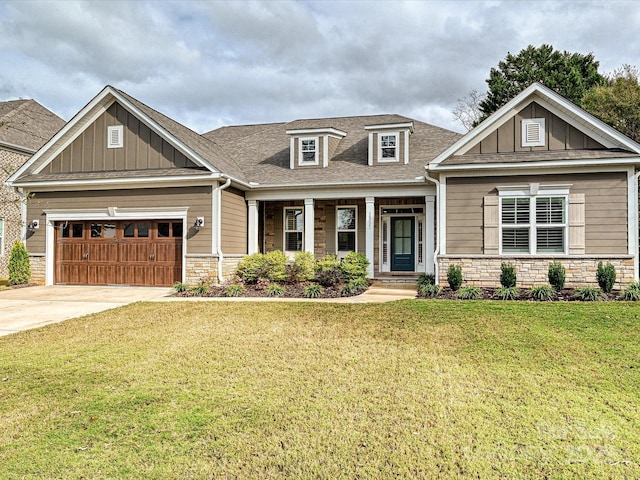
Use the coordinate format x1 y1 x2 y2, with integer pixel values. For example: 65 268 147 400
548 261 566 291
8 240 31 285
447 264 463 291
596 261 616 293
500 262 517 288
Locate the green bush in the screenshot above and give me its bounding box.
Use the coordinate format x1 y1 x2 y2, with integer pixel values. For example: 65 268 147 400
347 277 369 291
548 261 566 291
315 254 343 286
236 253 267 284
575 286 601 302
495 286 519 300
621 282 640 301
417 273 436 289
173 282 188 293
596 261 616 293
500 262 517 288
316 254 340 272
447 264 463 291
288 251 316 282
419 284 441 298
458 286 481 300
8 240 31 285
340 252 369 281
303 284 324 298
263 251 288 282
266 284 284 297
224 284 245 297
530 285 553 301
190 284 208 296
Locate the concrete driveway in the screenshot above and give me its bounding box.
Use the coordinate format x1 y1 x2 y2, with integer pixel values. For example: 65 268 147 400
0 285 173 337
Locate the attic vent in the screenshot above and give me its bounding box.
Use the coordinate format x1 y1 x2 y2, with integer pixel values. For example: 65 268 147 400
107 125 124 148
521 118 545 147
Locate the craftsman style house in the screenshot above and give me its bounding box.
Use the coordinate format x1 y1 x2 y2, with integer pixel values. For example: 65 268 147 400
7 83 640 287
0 100 65 278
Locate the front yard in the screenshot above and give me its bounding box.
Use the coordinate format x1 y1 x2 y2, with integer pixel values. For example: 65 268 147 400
1 301 639 478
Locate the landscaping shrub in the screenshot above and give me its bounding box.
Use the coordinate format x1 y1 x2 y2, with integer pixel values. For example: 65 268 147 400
458 286 481 300
315 254 342 287
596 261 616 293
287 251 316 282
340 251 369 281
303 284 324 298
495 286 519 300
190 284 208 295
500 262 517 288
263 251 288 282
224 284 245 297
548 261 566 291
417 273 436 289
266 284 284 297
620 281 640 301
575 286 601 302
236 253 267 284
447 264 463 291
173 282 188 293
8 240 31 285
419 284 441 298
530 285 554 301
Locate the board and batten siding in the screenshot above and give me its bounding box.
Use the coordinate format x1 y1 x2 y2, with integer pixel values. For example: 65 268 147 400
465 102 605 155
445 172 628 255
43 102 197 173
26 187 213 254
221 187 247 254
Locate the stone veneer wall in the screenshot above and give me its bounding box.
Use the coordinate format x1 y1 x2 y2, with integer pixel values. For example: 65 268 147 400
1 150 29 277
185 254 244 285
28 254 46 285
438 256 635 289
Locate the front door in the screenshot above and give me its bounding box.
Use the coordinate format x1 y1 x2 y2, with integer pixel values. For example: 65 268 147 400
391 217 414 271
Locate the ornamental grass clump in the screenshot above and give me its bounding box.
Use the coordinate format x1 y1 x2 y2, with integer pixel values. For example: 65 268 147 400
224 284 245 297
548 261 566 291
530 285 554 301
419 284 441 298
621 282 640 301
303 284 324 298
495 286 519 300
596 261 616 293
575 286 601 302
458 286 481 300
266 284 285 297
447 264 463 291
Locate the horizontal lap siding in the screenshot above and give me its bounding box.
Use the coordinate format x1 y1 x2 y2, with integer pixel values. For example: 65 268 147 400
221 188 247 254
446 172 628 255
26 186 212 254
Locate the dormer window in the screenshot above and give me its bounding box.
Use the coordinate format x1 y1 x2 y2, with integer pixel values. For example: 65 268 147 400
521 118 545 147
300 137 318 165
380 134 398 161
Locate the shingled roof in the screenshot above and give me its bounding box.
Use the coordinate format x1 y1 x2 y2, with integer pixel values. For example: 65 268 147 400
204 115 462 186
0 99 65 152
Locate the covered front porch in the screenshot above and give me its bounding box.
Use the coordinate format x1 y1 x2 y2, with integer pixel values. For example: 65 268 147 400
245 186 435 278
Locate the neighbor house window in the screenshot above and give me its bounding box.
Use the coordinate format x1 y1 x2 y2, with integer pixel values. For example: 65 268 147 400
0 218 4 256
336 206 357 252
299 137 318 165
107 125 124 148
521 118 545 147
284 207 303 251
379 133 398 161
500 194 566 254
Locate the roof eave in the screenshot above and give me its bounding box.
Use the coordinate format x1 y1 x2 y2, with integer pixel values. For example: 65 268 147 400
428 156 640 172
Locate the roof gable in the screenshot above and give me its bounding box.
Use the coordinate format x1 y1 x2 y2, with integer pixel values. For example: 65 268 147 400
430 83 640 170
0 99 65 153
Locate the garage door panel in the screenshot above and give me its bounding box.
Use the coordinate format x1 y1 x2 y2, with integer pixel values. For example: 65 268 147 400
119 242 152 263
88 265 119 285
88 243 119 262
58 243 85 261
155 243 181 262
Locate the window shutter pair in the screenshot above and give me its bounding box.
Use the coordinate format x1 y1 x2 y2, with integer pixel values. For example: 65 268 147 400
482 193 585 254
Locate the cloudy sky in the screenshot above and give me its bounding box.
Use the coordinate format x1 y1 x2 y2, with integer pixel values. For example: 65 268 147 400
1 0 639 134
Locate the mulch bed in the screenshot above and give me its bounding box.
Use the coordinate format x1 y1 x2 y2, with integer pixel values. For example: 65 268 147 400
419 287 623 301
175 282 366 299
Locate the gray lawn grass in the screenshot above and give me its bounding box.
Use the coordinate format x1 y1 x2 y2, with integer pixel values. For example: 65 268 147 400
1 300 639 478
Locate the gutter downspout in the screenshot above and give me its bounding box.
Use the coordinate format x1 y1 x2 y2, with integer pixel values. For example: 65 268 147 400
216 176 232 283
635 169 640 281
424 167 440 285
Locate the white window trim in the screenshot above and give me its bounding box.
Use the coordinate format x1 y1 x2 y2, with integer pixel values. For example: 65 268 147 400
498 185 569 255
298 137 319 166
0 218 4 257
283 207 304 253
336 205 357 256
107 125 124 148
378 132 399 163
521 118 545 147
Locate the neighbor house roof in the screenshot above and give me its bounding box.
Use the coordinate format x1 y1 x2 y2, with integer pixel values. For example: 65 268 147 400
204 115 462 187
0 99 65 153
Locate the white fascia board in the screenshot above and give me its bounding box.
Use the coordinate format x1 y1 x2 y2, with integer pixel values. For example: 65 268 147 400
44 206 190 221
364 122 414 132
427 163 633 178
286 128 347 137
428 156 640 173
11 174 222 191
245 182 436 201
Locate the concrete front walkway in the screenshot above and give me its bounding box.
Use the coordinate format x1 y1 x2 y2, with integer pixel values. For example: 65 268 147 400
0 284 416 337
0 285 173 337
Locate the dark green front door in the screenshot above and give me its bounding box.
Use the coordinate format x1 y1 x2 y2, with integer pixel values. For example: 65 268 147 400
391 217 415 271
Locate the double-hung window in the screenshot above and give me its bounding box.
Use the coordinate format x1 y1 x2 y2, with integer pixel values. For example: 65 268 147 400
336 206 356 253
379 133 398 161
500 186 568 254
299 137 318 165
284 207 304 252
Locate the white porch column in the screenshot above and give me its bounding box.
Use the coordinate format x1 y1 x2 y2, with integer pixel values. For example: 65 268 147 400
365 196 375 278
304 198 314 254
426 196 435 274
247 200 259 254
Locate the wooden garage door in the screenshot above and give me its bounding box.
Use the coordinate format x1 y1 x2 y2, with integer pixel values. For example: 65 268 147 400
55 220 183 286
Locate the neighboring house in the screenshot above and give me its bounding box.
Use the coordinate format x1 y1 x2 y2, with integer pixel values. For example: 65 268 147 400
0 100 65 278
6 83 640 287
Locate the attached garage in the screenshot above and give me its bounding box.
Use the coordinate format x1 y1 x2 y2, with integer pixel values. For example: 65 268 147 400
55 220 183 286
